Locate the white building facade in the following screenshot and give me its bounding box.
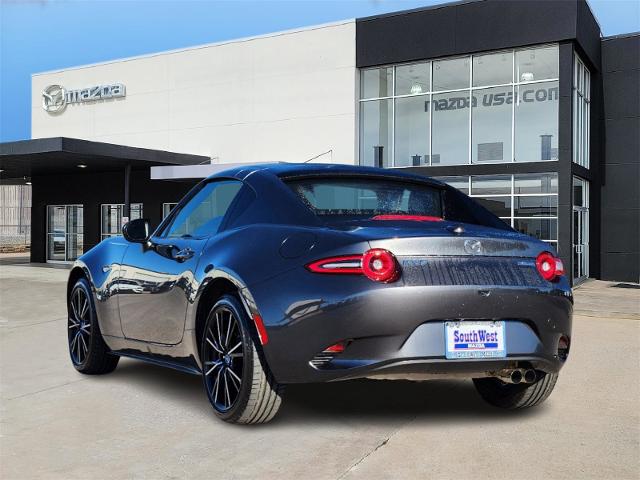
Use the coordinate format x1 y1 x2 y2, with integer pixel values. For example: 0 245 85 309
32 21 357 166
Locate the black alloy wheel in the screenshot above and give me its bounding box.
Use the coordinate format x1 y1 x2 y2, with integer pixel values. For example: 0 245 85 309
201 295 284 424
67 278 119 374
68 284 92 365
202 305 245 412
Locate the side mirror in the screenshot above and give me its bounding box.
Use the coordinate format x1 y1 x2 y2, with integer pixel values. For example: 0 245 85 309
122 218 150 243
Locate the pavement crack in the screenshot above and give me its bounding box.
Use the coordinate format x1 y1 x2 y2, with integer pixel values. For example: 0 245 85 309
5 378 87 401
336 417 414 480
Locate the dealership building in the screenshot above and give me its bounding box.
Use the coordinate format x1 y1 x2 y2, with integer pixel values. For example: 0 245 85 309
0 0 638 284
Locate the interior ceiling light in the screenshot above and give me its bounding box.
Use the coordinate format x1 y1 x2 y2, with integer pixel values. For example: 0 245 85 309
77 164 87 168
25 181 32 185
521 72 535 81
410 83 423 94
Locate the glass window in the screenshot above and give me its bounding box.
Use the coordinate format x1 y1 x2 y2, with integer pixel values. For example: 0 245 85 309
573 55 590 168
361 67 393 99
514 173 558 194
514 81 558 162
471 175 511 195
472 86 513 162
358 44 559 168
433 176 469 194
287 178 443 218
514 196 557 217
573 176 588 207
395 62 430 95
473 51 513 87
101 204 143 240
164 180 242 238
162 203 178 219
360 99 393 168
431 92 469 165
474 196 511 218
47 205 83 262
462 173 559 242
394 96 430 167
514 218 557 240
433 57 470 91
516 45 558 82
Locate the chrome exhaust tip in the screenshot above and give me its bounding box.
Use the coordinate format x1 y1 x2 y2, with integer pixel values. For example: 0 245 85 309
510 369 523 384
523 369 537 384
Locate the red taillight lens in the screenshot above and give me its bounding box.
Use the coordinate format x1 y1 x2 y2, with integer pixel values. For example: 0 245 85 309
536 251 565 282
306 255 363 274
362 248 400 283
305 249 400 283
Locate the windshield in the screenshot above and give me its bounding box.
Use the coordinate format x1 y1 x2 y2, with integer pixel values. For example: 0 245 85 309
286 177 443 218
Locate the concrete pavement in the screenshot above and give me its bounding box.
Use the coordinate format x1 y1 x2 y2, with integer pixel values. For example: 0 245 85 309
1 264 638 479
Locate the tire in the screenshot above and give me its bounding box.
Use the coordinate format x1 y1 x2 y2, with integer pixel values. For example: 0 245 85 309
201 294 284 424
68 278 119 375
473 372 558 409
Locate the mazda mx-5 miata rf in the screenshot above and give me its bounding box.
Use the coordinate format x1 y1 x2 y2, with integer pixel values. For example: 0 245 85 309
66 163 572 424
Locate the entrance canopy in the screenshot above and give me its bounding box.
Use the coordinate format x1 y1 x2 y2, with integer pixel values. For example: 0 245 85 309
0 137 209 182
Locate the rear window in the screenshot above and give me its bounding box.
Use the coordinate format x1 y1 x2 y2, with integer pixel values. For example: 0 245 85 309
286 177 443 218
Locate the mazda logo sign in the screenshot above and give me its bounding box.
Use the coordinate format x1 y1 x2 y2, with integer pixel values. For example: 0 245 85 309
42 84 67 114
42 82 126 114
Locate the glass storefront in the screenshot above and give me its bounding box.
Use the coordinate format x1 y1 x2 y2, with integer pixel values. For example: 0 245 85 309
359 45 559 167
573 54 591 168
101 203 143 240
435 173 559 248
47 205 83 262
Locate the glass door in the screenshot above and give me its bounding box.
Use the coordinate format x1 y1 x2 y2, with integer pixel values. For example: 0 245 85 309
572 177 589 283
47 205 83 262
573 207 589 281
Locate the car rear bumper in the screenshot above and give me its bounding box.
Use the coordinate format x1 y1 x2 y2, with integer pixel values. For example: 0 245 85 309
250 271 573 384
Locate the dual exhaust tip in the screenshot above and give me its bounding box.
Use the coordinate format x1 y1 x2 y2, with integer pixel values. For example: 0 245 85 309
501 368 537 384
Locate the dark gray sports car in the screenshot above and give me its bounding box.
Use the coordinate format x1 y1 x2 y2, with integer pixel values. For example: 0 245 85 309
67 163 572 424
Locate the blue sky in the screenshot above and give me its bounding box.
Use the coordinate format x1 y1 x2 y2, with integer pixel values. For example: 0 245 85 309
1 0 639 142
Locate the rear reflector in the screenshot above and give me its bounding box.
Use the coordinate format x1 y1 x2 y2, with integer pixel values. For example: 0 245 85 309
306 249 400 283
323 341 346 353
372 214 443 222
535 251 565 282
252 313 268 345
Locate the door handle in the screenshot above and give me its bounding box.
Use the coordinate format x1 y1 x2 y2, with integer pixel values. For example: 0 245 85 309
173 247 195 262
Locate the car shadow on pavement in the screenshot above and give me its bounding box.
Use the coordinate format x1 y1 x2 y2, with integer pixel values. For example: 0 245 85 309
108 359 543 426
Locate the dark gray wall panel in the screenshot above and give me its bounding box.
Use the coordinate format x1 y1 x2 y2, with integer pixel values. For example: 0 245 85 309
600 33 640 283
602 70 640 119
357 0 601 69
605 117 640 164
600 208 640 253
600 253 640 283
602 35 640 73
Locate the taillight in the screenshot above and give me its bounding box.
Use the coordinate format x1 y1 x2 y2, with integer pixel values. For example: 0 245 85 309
535 251 565 282
362 248 400 283
306 248 400 283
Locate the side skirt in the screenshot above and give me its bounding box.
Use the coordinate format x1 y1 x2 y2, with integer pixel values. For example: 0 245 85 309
111 349 202 376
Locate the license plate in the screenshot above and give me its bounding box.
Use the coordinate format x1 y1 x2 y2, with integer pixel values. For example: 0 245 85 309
445 321 506 359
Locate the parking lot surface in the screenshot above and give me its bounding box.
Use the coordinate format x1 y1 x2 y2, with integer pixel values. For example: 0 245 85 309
1 263 638 479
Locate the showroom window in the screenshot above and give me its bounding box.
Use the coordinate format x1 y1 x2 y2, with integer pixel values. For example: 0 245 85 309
162 203 178 219
359 44 559 167
101 203 143 240
573 54 590 168
435 173 558 247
